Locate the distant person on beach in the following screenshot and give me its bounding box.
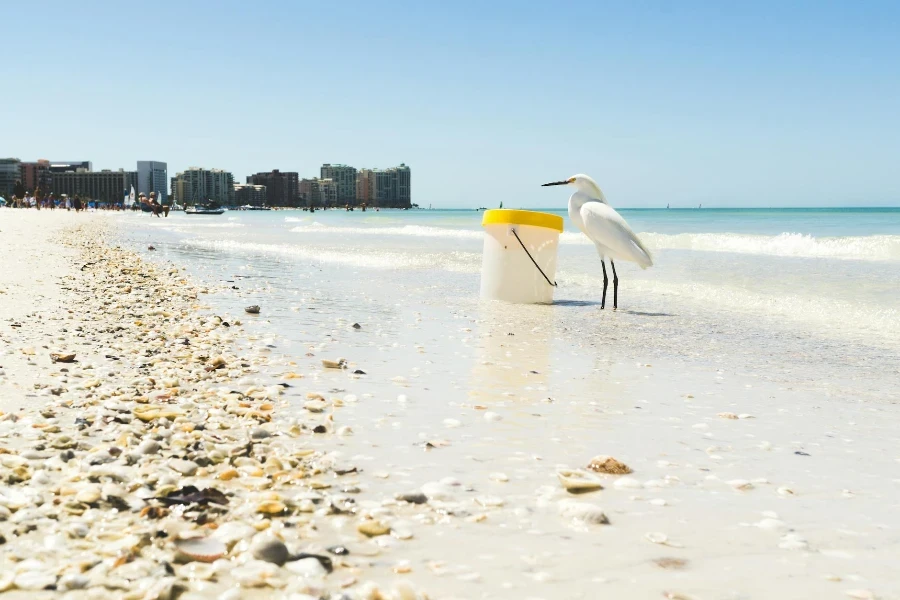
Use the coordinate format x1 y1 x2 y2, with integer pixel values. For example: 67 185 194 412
149 192 162 218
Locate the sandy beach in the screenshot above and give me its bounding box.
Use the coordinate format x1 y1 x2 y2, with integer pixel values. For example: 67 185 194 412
1 210 899 600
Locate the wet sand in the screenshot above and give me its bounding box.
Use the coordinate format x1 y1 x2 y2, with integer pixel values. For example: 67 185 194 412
1 211 898 600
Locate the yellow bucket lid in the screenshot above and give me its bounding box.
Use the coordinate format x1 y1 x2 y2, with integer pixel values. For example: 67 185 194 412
482 209 564 233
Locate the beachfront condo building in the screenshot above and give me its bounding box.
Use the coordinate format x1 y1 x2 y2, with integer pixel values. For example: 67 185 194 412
0 158 22 199
48 161 92 174
137 161 168 204
354 164 411 208
247 170 299 207
320 164 357 202
234 183 267 206
51 168 138 203
19 160 53 194
171 167 235 206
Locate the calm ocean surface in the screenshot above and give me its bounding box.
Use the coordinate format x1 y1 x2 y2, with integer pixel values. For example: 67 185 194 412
123 207 900 400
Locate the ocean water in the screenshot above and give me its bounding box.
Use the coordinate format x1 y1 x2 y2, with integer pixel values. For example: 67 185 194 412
124 207 900 396
118 207 900 597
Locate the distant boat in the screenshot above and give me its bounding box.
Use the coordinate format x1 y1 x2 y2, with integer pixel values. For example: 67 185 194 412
241 204 271 211
667 203 669 209
186 202 225 215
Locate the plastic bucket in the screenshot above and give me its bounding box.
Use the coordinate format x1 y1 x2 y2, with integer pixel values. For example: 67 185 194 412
480 209 563 304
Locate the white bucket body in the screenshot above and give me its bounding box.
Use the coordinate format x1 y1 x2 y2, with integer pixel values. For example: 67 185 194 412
480 223 560 304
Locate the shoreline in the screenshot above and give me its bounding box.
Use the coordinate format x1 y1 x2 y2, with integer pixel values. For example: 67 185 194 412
0 213 428 598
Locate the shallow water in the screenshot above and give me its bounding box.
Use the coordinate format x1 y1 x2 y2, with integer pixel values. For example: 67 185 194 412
117 207 900 598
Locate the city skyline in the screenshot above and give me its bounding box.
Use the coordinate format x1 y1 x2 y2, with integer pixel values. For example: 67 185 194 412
1 2 898 208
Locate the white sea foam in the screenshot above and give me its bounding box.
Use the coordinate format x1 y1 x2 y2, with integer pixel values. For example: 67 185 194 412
289 224 900 261
642 232 900 262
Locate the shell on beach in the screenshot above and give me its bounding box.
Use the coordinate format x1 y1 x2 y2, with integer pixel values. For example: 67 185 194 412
586 455 632 475
174 537 228 563
557 469 604 493
558 500 610 525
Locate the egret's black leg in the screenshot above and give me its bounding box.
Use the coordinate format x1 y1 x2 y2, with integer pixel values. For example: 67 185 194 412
610 260 619 310
600 260 608 309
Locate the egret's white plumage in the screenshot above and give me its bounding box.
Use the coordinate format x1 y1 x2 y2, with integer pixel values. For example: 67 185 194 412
542 173 653 308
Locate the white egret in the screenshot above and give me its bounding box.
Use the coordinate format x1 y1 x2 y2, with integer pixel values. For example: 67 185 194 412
542 174 653 309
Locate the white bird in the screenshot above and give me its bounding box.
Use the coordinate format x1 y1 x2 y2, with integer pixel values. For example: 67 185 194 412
542 174 653 309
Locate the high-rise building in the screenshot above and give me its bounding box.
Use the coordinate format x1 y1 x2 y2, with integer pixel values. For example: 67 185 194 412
0 158 22 198
137 161 168 203
51 169 137 203
171 167 235 205
356 164 411 208
299 178 320 206
234 183 267 206
320 164 357 203
319 178 337 206
20 160 53 193
356 169 373 204
247 170 299 207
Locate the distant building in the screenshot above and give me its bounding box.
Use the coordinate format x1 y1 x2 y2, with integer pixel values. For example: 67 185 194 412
172 167 235 205
51 169 137 203
355 164 411 207
356 169 373 204
20 159 53 193
0 158 22 198
234 183 267 206
299 178 320 206
137 161 168 203
246 170 299 207
48 161 92 174
320 164 357 203
319 178 337 206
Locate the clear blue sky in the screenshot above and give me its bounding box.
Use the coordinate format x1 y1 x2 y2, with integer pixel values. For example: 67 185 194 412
3 1 898 207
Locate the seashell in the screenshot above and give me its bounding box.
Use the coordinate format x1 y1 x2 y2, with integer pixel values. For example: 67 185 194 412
557 469 604 493
475 495 504 507
14 571 57 590
218 468 239 481
322 359 346 369
777 486 795 496
483 411 502 422
304 399 327 413
778 533 808 550
285 557 328 579
587 455 632 474
174 536 228 563
256 500 286 515
0 572 14 593
57 573 90 591
75 485 102 504
358 519 391 537
397 492 428 505
558 500 609 525
138 440 161 455
717 412 739 419
168 459 199 476
251 536 289 566
646 532 671 545
133 406 185 422
244 305 260 314
50 352 76 363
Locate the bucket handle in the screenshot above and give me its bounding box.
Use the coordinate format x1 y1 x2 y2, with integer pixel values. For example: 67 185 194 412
511 228 557 288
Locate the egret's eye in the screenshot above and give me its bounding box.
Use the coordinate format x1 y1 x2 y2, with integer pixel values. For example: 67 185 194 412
567 177 576 184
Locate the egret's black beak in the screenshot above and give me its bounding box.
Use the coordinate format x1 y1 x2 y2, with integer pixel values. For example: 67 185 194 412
541 180 568 187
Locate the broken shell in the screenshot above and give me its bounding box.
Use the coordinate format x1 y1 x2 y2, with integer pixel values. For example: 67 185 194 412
245 305 261 314
322 359 347 369
586 455 632 475
50 352 76 363
557 469 604 493
717 412 739 419
174 537 228 563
